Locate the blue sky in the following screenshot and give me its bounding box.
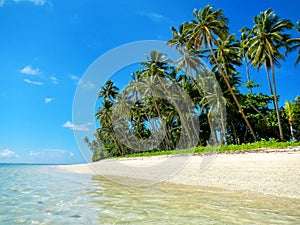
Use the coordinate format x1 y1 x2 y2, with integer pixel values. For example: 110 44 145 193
0 0 299 164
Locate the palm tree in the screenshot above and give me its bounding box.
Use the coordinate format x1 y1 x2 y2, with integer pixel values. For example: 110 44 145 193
98 80 119 101
286 21 300 66
198 75 227 145
167 23 189 51
240 27 253 93
96 80 124 155
207 34 242 76
95 99 113 126
135 51 174 148
95 99 124 156
183 5 257 141
245 9 293 141
284 101 297 141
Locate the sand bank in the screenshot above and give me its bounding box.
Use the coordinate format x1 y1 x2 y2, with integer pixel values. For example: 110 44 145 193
57 147 300 198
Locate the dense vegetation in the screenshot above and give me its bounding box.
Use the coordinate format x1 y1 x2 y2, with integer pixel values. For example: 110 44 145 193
117 140 300 159
85 6 300 162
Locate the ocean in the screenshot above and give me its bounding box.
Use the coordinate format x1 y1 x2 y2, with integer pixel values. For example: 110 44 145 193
0 164 299 224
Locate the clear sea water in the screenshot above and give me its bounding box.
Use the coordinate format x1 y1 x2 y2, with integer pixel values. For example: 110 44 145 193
0 164 299 225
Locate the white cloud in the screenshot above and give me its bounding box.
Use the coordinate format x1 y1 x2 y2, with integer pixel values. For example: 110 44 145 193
63 121 92 131
0 149 19 159
29 149 74 158
0 0 48 7
69 75 96 89
137 12 171 23
24 78 43 86
69 75 80 81
44 98 53 103
79 79 96 89
20 65 40 75
13 0 47 6
51 76 59 84
29 151 42 156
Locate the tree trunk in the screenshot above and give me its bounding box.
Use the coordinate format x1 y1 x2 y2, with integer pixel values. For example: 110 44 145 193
269 56 284 141
157 76 194 147
244 54 252 94
289 120 296 141
207 38 257 142
152 97 173 149
208 112 219 145
264 61 274 96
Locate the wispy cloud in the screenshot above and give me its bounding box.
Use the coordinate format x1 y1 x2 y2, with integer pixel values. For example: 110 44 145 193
13 0 47 6
50 76 59 84
29 151 41 156
69 74 80 81
44 97 53 103
69 74 81 86
79 79 96 89
136 11 171 23
63 121 92 131
69 75 95 89
29 149 74 158
24 78 43 86
20 65 40 75
1 0 48 7
0 149 19 159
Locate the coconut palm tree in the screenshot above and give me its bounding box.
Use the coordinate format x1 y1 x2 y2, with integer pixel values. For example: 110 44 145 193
207 34 242 76
183 5 256 141
245 8 293 141
95 80 124 155
95 99 124 156
167 23 189 51
98 80 119 101
198 75 227 145
284 101 297 141
135 51 173 148
240 27 253 93
287 21 300 66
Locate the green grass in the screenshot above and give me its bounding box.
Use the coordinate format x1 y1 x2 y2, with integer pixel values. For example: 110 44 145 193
118 140 300 159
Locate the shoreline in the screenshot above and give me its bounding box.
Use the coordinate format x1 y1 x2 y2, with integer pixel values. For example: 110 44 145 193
57 147 300 199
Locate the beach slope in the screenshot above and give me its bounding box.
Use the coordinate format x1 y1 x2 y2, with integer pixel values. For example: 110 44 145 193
57 148 300 198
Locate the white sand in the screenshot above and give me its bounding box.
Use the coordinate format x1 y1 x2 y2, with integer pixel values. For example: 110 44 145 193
57 147 300 198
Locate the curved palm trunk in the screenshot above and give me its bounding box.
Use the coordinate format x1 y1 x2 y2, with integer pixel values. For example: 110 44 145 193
189 76 205 145
113 133 123 155
230 122 240 144
264 61 274 96
207 38 257 142
107 118 124 156
157 76 195 147
207 111 219 145
152 98 172 149
289 119 296 141
188 103 202 145
99 114 123 156
189 76 209 145
270 57 284 141
244 54 252 94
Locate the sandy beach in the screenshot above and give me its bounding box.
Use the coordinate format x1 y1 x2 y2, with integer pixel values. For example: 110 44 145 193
57 147 300 199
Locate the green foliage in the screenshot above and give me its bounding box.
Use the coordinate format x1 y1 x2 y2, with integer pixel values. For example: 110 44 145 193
85 5 300 161
116 140 300 159
219 139 300 152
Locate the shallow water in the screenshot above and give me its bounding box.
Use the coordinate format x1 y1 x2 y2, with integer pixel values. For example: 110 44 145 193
93 177 300 224
0 165 299 224
0 164 101 225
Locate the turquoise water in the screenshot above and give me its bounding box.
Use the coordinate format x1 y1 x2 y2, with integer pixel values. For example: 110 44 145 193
0 164 299 224
0 164 101 224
